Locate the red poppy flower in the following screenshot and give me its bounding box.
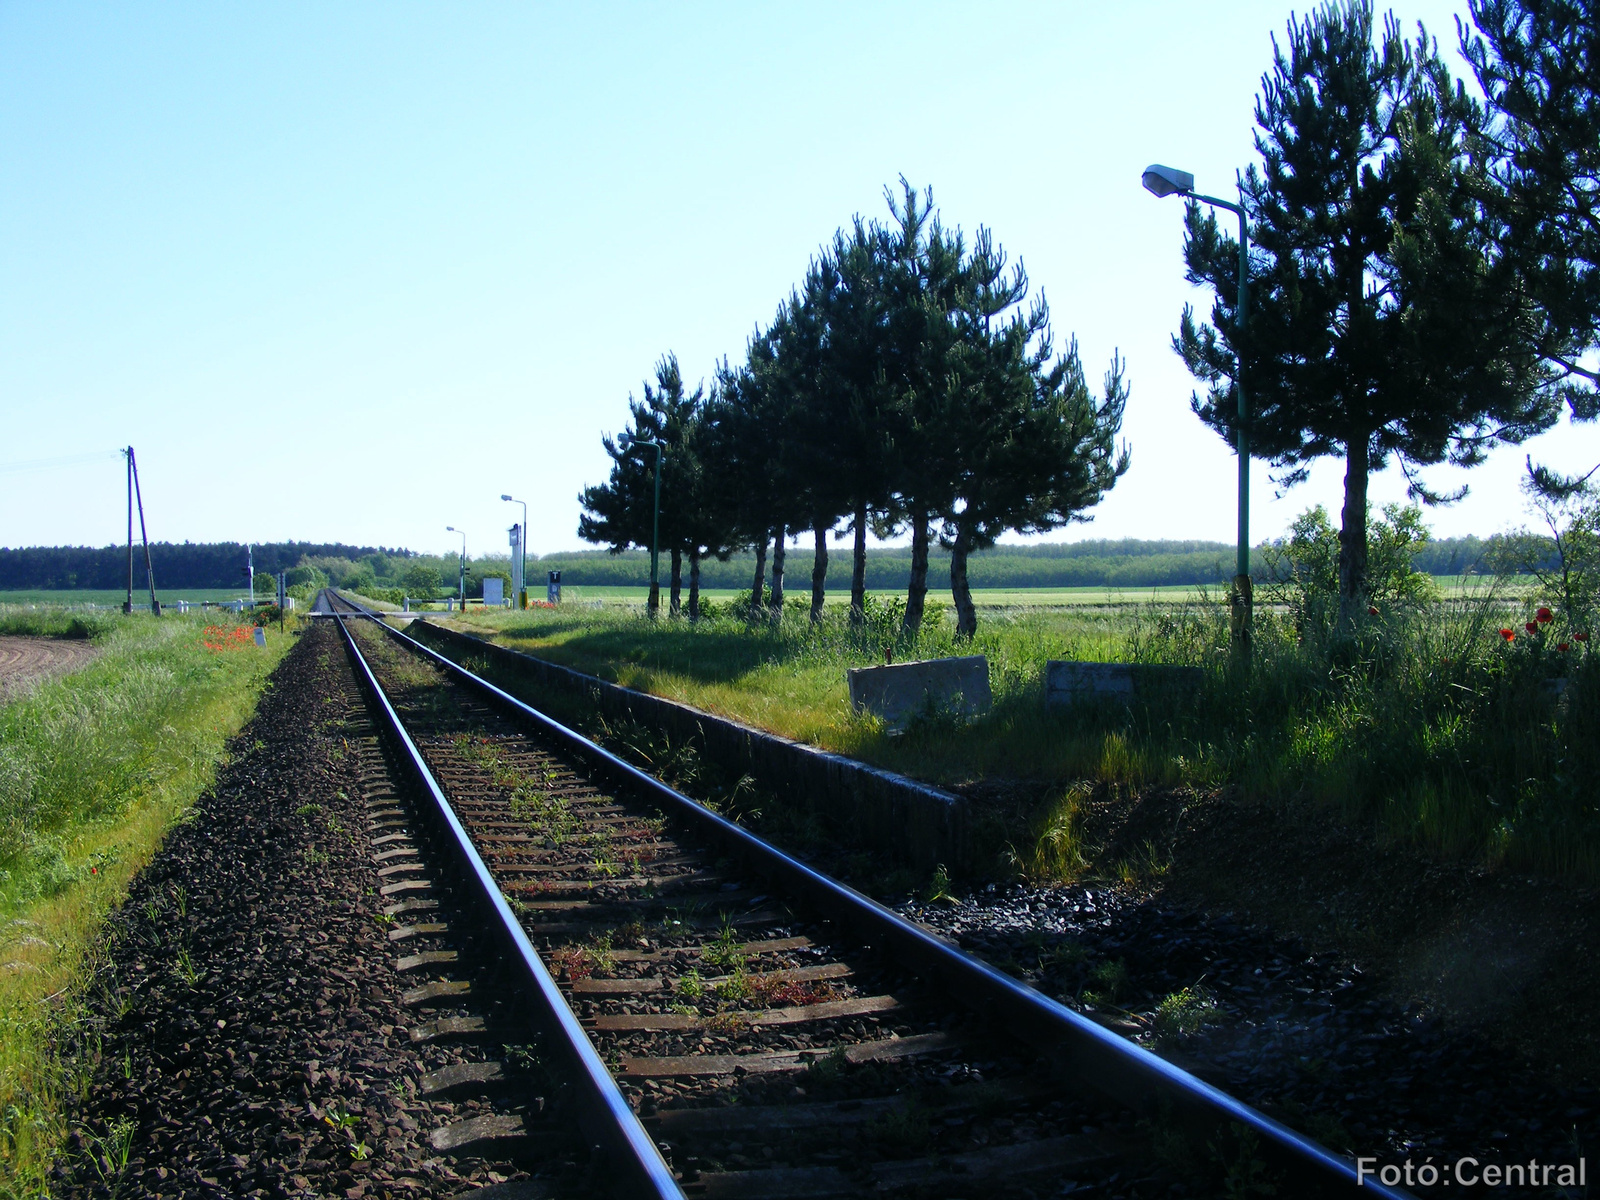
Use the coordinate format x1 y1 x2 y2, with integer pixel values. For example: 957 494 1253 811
1577 632 1590 642
1536 607 1554 623
1559 642 1572 652
1500 628 1515 641
1368 605 1380 616
1526 622 1539 635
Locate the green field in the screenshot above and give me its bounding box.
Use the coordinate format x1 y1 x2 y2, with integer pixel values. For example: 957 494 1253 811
543 584 1220 607
502 578 1526 609
0 588 252 607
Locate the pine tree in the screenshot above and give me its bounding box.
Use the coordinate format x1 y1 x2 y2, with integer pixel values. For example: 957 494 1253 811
576 355 702 614
944 336 1130 637
1178 3 1557 625
1464 0 1600 415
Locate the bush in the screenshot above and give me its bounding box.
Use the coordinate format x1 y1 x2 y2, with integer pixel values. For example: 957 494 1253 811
285 565 329 590
403 565 442 600
1257 503 1437 631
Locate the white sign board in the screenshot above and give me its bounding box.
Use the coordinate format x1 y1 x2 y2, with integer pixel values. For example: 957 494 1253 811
482 577 504 607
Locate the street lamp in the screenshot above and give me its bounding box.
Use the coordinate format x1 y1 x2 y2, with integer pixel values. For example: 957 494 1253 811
1143 162 1252 652
501 494 528 609
445 526 466 610
620 434 664 616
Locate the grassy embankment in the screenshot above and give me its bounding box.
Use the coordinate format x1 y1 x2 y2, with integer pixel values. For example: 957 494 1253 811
439 581 1592 882
0 607 294 1199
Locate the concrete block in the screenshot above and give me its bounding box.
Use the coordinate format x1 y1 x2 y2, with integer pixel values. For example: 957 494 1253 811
847 656 991 731
482 578 504 607
1045 660 1203 707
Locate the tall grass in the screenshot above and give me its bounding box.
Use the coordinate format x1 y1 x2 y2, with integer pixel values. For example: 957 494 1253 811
448 585 1594 879
0 609 292 1198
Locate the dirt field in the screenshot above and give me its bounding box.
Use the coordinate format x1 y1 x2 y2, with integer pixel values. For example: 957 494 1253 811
0 635 99 701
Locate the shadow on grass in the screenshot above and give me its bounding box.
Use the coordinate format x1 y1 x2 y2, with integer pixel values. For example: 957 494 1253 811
500 621 786 686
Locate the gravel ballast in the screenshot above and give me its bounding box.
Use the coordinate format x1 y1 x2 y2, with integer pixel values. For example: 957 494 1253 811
56 623 567 1199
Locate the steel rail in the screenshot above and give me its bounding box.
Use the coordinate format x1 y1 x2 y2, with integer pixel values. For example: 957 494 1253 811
329 605 684 1200
325 591 1411 1199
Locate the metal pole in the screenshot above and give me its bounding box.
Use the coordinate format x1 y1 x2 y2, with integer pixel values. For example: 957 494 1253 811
519 500 528 609
649 444 661 617
1183 188 1252 656
1233 194 1251 655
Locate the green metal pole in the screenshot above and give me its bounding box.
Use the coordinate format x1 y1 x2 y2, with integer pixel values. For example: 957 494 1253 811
1235 199 1250 607
519 500 528 610
1190 187 1251 654
649 444 661 616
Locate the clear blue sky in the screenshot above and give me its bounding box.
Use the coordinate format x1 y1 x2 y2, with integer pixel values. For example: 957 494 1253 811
4 2 1596 562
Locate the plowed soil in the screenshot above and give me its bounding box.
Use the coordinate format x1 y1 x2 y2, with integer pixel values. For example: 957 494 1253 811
0 634 98 700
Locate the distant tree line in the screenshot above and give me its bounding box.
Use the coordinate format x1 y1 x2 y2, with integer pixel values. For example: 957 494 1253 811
0 542 415 591
578 182 1131 636
0 532 1518 595
494 534 1511 591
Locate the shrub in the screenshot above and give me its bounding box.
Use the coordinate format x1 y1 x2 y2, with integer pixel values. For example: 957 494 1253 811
1257 503 1438 632
403 565 442 600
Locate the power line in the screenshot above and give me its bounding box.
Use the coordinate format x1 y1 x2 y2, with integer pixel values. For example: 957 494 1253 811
0 449 125 476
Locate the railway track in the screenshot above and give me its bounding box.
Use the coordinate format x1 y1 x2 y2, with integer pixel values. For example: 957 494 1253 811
315 590 1405 1199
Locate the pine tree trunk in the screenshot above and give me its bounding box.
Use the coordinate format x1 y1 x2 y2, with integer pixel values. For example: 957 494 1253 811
688 549 701 621
1338 434 1370 631
750 534 768 612
669 548 683 617
769 525 786 615
902 511 930 636
950 529 977 638
810 518 829 624
849 503 868 628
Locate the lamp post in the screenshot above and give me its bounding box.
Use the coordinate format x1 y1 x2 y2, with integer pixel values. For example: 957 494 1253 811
501 494 528 609
621 435 664 616
445 526 466 610
1143 163 1252 653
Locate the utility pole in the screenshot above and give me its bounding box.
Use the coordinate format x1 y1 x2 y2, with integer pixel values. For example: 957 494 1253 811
125 446 160 615
124 448 134 614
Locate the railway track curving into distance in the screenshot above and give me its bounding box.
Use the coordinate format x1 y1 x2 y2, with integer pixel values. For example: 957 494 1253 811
314 589 1406 1199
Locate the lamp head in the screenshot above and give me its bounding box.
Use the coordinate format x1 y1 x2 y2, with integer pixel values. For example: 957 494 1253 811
1142 164 1195 198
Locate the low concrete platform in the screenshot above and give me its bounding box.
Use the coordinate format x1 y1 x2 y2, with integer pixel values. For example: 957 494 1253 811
847 656 992 731
1045 660 1203 706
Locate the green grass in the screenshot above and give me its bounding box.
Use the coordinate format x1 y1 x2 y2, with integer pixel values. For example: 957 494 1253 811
0 607 295 1197
0 589 252 607
437 584 1597 882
